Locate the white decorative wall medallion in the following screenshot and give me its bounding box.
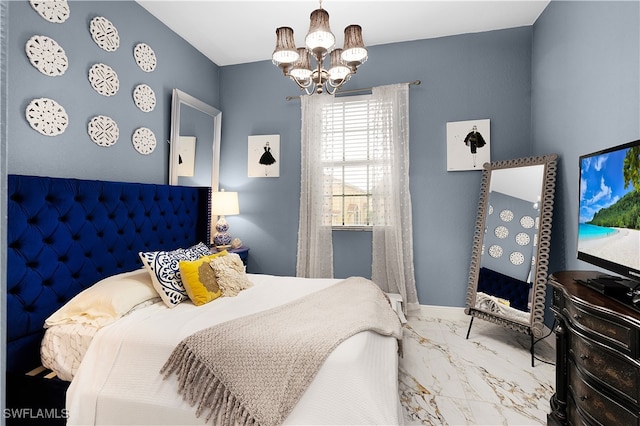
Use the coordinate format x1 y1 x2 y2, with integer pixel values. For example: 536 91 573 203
90 16 120 52
132 127 156 154
133 43 157 72
88 115 119 147
25 97 69 136
25 35 68 77
30 0 70 23
88 63 119 96
133 84 156 112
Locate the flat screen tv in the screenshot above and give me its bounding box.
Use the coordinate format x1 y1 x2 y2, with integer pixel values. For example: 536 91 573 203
577 139 640 290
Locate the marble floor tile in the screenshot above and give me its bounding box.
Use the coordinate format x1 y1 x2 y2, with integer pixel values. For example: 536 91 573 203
399 306 555 425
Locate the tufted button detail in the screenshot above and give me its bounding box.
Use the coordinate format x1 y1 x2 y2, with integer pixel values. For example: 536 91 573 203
27 261 38 268
42 279 52 286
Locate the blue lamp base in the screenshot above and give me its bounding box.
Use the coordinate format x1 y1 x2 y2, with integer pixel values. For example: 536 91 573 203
213 216 232 248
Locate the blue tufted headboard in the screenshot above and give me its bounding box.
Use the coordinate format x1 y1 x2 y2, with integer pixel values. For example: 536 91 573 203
6 175 210 374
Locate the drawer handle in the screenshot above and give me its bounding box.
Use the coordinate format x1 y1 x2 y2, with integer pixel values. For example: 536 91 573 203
579 395 589 401
573 313 582 320
579 353 589 361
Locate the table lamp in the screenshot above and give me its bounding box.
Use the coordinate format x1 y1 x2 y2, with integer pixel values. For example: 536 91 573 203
211 189 239 249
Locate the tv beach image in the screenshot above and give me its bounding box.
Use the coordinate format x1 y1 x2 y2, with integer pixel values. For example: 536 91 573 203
578 146 640 269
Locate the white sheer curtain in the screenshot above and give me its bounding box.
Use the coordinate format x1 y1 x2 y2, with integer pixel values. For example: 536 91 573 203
370 84 419 312
296 94 334 278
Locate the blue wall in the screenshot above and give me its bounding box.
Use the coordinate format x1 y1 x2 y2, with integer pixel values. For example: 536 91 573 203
219 27 534 307
532 1 640 274
7 0 219 184
5 1 640 311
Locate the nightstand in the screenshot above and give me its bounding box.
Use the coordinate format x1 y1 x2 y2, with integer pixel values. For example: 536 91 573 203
212 246 249 265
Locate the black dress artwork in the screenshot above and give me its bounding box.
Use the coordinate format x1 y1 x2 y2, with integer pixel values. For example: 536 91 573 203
259 141 276 166
463 125 486 167
464 126 486 154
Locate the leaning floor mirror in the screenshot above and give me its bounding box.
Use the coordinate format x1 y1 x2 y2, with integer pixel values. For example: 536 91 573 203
464 154 558 366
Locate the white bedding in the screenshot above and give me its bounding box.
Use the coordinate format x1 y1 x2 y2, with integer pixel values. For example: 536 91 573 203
41 322 98 381
66 274 404 425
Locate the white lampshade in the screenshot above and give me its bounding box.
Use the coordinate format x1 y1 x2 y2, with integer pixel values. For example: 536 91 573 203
328 49 350 82
272 27 299 65
305 8 335 52
341 25 368 64
211 190 239 216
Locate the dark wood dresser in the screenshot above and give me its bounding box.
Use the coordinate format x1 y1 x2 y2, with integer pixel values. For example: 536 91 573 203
548 271 640 426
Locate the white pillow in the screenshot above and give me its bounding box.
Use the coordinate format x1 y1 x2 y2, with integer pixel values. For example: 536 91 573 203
44 268 158 329
138 242 212 307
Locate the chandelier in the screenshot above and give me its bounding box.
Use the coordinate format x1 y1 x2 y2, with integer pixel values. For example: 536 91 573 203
272 1 368 95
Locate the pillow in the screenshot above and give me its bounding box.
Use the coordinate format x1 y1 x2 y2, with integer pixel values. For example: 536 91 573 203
139 242 212 307
44 268 158 329
210 253 253 297
179 251 227 306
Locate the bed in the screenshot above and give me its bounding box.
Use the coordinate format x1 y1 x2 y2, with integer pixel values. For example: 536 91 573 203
6 174 404 425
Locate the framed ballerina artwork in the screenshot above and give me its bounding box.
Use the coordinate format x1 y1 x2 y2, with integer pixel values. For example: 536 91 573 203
248 134 280 177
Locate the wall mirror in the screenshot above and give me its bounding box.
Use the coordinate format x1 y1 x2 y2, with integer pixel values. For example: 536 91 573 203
464 154 558 365
169 89 221 188
169 89 222 241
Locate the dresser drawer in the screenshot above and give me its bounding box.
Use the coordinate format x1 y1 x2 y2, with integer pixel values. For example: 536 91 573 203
568 361 639 426
564 298 634 352
569 329 640 404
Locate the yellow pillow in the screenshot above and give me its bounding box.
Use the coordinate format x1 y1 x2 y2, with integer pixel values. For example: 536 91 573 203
179 251 227 306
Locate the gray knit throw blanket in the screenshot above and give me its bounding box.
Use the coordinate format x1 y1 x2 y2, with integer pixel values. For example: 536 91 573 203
160 276 403 426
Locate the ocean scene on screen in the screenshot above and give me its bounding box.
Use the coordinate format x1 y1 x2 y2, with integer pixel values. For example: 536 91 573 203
578 145 640 269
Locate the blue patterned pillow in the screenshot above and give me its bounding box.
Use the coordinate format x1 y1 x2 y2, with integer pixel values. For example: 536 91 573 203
139 242 212 307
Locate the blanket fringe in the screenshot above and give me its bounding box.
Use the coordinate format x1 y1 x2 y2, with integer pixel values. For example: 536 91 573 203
161 342 259 426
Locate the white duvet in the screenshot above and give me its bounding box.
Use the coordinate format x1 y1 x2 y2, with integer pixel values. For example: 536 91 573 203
66 274 404 425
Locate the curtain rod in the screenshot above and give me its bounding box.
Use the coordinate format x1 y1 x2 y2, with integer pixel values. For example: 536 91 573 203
285 80 421 101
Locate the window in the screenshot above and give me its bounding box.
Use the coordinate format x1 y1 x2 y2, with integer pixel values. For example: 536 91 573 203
321 95 382 227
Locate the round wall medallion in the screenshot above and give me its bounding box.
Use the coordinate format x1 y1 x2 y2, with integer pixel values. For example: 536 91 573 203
25 97 69 136
90 16 120 52
133 43 157 72
88 115 119 147
88 63 119 96
509 252 525 266
25 35 68 77
29 0 70 23
132 127 156 154
488 244 503 259
133 84 156 112
499 209 514 222
520 215 535 229
515 232 531 246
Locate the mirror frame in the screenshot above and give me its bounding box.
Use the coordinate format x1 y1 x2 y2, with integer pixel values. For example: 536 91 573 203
464 154 558 338
169 88 222 190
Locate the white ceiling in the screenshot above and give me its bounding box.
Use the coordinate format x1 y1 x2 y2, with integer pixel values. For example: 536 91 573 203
136 0 550 66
